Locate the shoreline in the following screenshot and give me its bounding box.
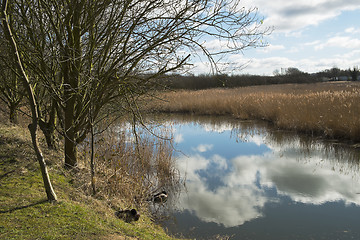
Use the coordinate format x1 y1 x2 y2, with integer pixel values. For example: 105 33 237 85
149 82 360 144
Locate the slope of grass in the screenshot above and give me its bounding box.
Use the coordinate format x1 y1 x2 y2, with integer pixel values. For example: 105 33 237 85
0 124 176 240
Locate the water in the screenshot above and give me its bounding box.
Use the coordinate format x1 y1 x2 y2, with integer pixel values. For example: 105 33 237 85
152 115 360 240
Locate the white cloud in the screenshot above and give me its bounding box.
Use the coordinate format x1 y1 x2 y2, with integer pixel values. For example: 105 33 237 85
202 123 233 133
304 40 322 46
175 148 360 227
181 1 360 75
176 154 267 227
194 144 213 153
315 36 360 50
242 0 360 32
170 119 360 228
257 44 285 53
176 154 209 181
261 155 360 204
228 56 297 75
202 39 239 52
246 135 265 146
178 179 267 227
222 52 360 75
338 49 360 59
286 47 300 53
174 133 184 143
174 147 360 227
345 27 360 34
212 154 228 169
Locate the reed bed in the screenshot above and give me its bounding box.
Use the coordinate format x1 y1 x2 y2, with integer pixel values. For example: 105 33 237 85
151 82 360 142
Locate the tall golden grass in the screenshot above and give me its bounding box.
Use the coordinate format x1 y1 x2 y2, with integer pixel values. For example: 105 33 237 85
151 82 360 142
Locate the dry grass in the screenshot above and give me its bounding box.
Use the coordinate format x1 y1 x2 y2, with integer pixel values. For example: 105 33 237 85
0 122 180 240
0 100 180 214
77 122 180 213
150 82 360 142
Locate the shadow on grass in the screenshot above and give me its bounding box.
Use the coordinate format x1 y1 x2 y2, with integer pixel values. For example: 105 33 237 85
0 199 49 213
0 169 16 180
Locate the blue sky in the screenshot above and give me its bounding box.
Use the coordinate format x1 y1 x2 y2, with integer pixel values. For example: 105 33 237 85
191 1 360 76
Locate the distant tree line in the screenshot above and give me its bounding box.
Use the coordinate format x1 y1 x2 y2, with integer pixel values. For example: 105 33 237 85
158 67 360 90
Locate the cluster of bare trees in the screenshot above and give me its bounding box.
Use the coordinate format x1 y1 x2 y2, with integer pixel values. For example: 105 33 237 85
0 0 269 201
160 72 318 90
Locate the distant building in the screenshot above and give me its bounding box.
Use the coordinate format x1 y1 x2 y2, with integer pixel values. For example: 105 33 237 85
338 76 349 81
331 76 350 81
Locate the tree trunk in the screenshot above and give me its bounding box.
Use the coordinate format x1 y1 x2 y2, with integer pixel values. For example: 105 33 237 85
1 0 57 201
63 68 78 168
62 1 82 168
39 119 56 149
28 123 57 201
90 119 96 195
9 103 18 124
64 133 77 168
39 99 57 149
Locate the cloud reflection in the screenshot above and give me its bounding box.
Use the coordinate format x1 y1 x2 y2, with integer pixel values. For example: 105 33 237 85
176 154 267 227
174 133 184 143
194 144 213 153
174 122 360 228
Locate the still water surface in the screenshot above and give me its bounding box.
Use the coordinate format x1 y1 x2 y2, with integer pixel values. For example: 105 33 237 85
153 115 360 240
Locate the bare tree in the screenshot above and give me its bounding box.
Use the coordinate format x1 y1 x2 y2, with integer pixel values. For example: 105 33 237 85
0 53 24 124
350 67 359 81
0 32 26 124
1 0 57 201
4 0 270 168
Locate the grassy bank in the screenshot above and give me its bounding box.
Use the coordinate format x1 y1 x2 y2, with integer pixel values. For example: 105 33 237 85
0 123 177 240
151 82 360 142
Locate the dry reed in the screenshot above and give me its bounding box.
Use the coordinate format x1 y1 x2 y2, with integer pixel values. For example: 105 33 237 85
77 122 179 212
151 82 360 142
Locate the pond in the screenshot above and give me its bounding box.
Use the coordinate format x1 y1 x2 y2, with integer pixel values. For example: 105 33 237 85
151 115 360 240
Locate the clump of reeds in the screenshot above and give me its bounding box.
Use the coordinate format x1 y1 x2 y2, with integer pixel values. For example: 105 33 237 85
151 82 360 142
77 121 180 211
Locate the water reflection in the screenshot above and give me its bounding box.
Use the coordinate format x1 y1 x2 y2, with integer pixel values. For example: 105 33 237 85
149 115 360 239
177 154 268 227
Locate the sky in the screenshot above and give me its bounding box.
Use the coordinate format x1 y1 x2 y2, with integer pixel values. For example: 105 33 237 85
191 0 360 76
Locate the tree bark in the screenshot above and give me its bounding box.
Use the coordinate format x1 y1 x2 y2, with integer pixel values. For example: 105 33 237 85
90 119 96 195
1 0 57 201
28 123 57 201
63 62 78 168
9 103 18 124
39 119 56 149
62 1 83 168
64 132 77 168
39 99 57 149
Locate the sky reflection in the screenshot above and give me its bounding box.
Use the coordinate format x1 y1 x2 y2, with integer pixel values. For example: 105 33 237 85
168 118 360 231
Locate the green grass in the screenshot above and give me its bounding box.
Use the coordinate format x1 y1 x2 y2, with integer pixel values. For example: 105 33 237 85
0 124 177 240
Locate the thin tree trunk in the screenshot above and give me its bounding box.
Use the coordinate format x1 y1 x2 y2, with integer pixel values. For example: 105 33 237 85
64 133 77 168
1 0 57 201
39 100 57 149
90 119 96 195
9 103 18 124
39 119 56 149
63 85 77 168
62 46 78 168
28 123 57 201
